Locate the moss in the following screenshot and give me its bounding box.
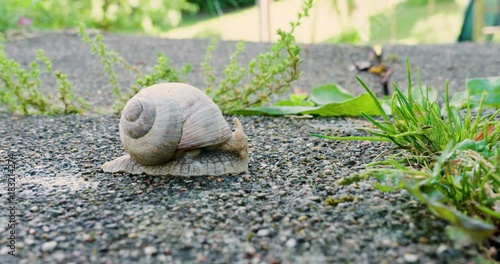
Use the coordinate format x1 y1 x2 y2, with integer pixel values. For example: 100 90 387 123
324 196 356 207
337 173 371 186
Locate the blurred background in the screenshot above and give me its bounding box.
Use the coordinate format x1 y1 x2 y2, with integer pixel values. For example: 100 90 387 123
1 0 499 44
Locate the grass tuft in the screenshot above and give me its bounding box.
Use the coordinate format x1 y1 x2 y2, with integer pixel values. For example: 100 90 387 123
316 58 500 246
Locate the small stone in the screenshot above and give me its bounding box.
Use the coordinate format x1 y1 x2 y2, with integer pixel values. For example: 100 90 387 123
418 237 429 244
82 233 94 242
436 244 448 254
272 213 284 221
41 241 57 252
52 251 66 262
24 237 36 245
163 248 171 255
30 206 39 212
308 196 321 202
488 247 498 259
128 233 137 239
285 238 297 248
298 215 308 221
255 193 267 199
245 246 256 255
381 239 392 247
76 207 83 213
144 246 157 255
257 229 270 237
403 253 419 263
323 169 333 175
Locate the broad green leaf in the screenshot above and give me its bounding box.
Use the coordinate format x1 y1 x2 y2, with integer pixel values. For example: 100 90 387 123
235 93 380 116
309 84 353 105
458 139 494 158
450 77 500 108
274 94 315 106
356 76 390 121
233 105 318 116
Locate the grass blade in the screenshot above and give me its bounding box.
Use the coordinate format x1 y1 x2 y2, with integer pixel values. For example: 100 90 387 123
355 76 389 121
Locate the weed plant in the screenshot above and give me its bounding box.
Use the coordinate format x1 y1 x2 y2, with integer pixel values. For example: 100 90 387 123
203 0 313 113
78 24 191 113
78 0 313 114
316 60 500 245
0 45 89 115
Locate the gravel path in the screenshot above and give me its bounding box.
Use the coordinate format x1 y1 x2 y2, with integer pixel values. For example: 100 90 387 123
1 32 499 263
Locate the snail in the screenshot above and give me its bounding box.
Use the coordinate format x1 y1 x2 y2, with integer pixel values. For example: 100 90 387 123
101 83 249 177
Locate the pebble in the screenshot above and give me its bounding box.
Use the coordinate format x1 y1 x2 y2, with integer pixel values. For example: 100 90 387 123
285 238 297 248
403 253 419 263
144 246 157 255
245 246 256 255
255 193 267 199
308 196 322 202
436 244 448 254
52 251 66 262
41 241 57 252
257 229 271 237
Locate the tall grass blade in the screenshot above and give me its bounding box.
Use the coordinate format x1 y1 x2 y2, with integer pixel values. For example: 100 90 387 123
406 58 412 101
355 76 389 121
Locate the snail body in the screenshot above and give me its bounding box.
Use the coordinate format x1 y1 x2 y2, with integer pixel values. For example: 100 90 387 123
102 83 248 176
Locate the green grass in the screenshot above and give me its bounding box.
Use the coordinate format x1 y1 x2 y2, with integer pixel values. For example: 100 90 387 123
315 59 500 246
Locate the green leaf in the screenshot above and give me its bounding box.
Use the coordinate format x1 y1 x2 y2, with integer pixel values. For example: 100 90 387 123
235 93 381 116
309 84 353 105
275 93 314 106
355 76 390 122
457 139 493 158
450 77 500 108
403 179 496 245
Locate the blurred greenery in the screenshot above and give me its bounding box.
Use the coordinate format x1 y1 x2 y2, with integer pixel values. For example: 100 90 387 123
368 0 463 44
324 27 361 44
403 0 455 6
188 0 255 15
1 0 198 33
2 0 497 44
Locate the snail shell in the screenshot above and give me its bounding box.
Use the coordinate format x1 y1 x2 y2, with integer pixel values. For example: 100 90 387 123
101 83 248 176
